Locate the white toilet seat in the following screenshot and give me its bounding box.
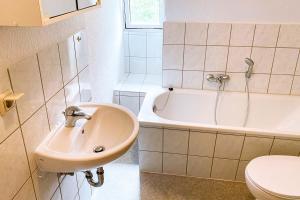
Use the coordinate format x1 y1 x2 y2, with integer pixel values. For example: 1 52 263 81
245 156 300 200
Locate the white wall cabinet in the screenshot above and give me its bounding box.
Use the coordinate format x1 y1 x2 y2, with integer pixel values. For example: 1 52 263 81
0 0 101 27
78 0 98 10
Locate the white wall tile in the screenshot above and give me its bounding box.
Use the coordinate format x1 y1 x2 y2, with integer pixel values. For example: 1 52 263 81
268 75 293 95
291 76 300 95
187 156 212 178
139 151 162 173
272 48 299 75
251 47 275 74
74 31 89 72
129 33 147 57
162 45 184 70
78 67 92 102
227 47 251 72
295 57 300 75
124 57 130 73
22 106 50 172
182 71 203 89
184 45 206 70
46 90 66 130
147 58 162 74
189 131 216 157
236 161 249 182
185 23 208 45
164 22 185 44
60 175 78 200
163 153 187 175
224 73 246 92
214 134 244 159
130 57 147 74
163 129 189 154
0 130 30 199
58 36 78 85
211 158 239 180
248 74 270 93
32 170 59 200
0 68 19 143
241 136 273 160
9 55 44 123
207 23 231 46
253 24 280 47
13 178 36 200
277 25 300 48
230 24 255 46
38 44 64 101
205 46 228 72
138 127 163 151
147 32 163 58
162 70 182 88
120 96 140 115
270 139 300 156
64 77 80 106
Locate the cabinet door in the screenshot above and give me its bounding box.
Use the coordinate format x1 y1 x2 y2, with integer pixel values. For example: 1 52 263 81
77 0 98 9
41 0 77 18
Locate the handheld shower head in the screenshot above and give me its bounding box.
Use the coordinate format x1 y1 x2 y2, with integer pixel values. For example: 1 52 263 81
245 58 254 78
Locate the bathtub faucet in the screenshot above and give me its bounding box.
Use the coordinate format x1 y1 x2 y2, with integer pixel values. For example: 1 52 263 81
206 74 230 85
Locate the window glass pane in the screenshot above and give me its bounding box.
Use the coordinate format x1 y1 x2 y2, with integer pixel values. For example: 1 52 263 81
129 0 160 26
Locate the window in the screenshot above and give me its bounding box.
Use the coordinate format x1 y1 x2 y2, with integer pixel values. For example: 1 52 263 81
124 0 164 29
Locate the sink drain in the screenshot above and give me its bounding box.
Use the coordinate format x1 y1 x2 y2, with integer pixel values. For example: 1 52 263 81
93 146 105 153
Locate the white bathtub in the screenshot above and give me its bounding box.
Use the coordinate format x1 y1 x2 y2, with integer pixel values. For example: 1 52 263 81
139 88 300 138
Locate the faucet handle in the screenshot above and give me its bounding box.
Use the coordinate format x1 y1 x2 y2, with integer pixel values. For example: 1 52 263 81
64 106 81 116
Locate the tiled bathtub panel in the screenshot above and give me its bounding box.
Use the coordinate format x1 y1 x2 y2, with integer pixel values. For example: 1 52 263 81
163 153 187 176
139 127 163 152
270 138 300 156
139 151 163 173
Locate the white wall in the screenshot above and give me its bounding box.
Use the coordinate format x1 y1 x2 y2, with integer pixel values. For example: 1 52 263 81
85 0 124 103
164 0 300 23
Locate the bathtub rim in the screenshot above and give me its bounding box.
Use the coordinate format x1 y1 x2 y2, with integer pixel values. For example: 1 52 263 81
138 88 300 139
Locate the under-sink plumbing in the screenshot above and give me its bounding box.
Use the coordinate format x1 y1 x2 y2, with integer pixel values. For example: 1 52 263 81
83 167 104 187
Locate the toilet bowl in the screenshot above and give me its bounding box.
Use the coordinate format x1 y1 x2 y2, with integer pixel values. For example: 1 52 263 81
245 156 300 200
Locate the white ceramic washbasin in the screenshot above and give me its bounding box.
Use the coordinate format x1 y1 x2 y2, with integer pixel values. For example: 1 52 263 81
35 103 139 173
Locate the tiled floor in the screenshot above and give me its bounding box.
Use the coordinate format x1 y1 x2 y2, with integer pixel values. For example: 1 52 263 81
92 163 254 200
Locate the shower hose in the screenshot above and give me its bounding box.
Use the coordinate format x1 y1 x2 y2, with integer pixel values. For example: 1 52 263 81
214 78 250 127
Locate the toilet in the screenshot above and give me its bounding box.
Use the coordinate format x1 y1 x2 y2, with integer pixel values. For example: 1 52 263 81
245 155 300 200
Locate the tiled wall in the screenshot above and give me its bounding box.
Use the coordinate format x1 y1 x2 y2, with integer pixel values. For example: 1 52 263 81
138 126 300 182
0 31 92 200
124 30 163 75
163 22 300 95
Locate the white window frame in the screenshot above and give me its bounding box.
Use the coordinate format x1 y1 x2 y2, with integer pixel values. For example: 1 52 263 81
124 0 164 29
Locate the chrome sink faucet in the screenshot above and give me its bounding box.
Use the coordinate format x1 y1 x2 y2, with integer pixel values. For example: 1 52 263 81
206 74 230 85
63 106 92 127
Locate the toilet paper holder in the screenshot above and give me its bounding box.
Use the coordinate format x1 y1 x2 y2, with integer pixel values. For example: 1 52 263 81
0 89 24 115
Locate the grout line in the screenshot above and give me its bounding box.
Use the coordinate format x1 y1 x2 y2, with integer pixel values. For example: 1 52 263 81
181 23 187 88
185 130 191 175
209 133 218 177
10 176 35 200
201 24 210 89
289 49 300 94
57 43 68 108
36 53 52 131
267 25 282 94
234 135 246 180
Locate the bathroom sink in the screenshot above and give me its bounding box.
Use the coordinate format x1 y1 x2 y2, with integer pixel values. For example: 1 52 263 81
35 103 139 173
